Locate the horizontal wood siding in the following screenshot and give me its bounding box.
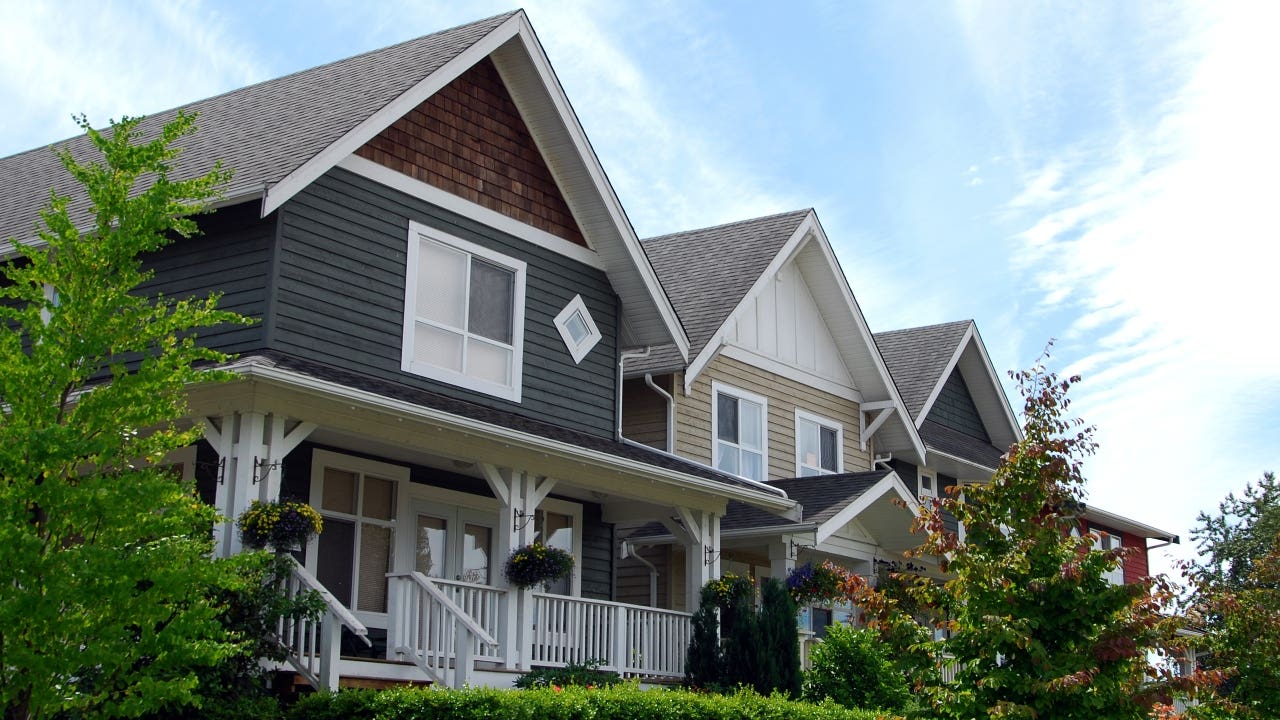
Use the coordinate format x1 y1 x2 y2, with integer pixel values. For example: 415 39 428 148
272 167 618 437
674 355 870 480
1121 530 1149 583
621 375 671 450
356 57 585 246
615 543 670 609
140 202 271 354
580 502 613 600
929 370 990 442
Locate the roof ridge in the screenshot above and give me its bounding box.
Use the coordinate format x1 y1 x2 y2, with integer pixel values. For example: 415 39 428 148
0 10 520 163
641 207 811 244
874 318 973 338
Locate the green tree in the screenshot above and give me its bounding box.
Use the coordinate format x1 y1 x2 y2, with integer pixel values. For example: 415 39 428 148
803 624 911 712
1183 474 1280 717
867 354 1186 719
684 574 800 696
758 578 801 698
0 113 253 719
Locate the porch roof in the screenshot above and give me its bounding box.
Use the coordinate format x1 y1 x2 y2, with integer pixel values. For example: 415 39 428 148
227 351 790 503
919 419 1005 472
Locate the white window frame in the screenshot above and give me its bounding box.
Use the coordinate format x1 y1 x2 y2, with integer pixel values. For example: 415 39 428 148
919 469 937 500
1090 526 1126 585
401 220 527 402
553 294 601 364
794 409 843 477
711 381 769 481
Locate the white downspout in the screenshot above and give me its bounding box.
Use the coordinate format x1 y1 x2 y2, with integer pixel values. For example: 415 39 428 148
644 372 675 454
620 540 659 608
617 347 652 440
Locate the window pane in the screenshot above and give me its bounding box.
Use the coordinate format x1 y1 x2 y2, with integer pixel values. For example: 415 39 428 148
715 441 739 475
820 427 838 471
416 515 447 578
362 476 396 521
798 419 818 470
415 322 464 372
357 524 393 613
321 468 357 514
716 394 738 443
419 240 467 328
468 258 514 344
466 338 511 386
739 400 762 451
564 311 590 344
741 450 763 481
799 465 820 478
461 524 491 585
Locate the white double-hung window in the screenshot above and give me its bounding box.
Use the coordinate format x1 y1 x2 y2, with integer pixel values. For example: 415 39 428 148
712 382 768 481
796 410 842 477
402 221 527 401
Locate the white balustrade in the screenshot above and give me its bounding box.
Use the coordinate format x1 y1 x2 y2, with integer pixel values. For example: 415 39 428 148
430 578 506 663
276 557 370 691
530 592 692 678
387 572 501 688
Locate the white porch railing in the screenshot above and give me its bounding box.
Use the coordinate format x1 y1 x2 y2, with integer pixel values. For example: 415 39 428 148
940 654 961 683
387 572 501 688
429 578 507 664
530 592 692 678
277 557 370 691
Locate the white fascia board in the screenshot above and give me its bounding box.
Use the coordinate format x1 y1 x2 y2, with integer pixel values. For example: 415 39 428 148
338 155 604 270
502 13 689 359
814 471 920 545
260 13 524 217
805 215 927 462
1082 505 1180 543
683 211 818 394
221 358 795 513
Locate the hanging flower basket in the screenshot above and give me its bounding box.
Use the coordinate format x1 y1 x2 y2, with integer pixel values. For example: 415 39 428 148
237 499 323 552
786 560 863 606
503 542 574 589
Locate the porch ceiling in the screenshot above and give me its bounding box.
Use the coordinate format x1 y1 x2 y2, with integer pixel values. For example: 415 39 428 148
186 358 797 515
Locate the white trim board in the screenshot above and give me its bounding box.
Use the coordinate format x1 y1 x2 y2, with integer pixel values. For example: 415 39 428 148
814 471 919 545
339 155 604 270
720 344 863 403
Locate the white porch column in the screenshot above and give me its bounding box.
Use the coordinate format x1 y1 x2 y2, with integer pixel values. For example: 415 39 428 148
664 508 720 611
206 415 235 557
768 536 796 581
227 411 266 555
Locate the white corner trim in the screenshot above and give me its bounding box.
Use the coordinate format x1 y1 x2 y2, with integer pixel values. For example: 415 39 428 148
338 155 604 270
261 13 525 217
719 344 863 403
553 294 602 364
815 472 919 545
401 220 527 403
683 213 817 394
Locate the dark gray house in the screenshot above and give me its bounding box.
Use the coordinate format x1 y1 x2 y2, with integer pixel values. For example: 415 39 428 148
0 11 800 690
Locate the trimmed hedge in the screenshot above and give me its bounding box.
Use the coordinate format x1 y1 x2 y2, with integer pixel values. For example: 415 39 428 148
287 684 898 720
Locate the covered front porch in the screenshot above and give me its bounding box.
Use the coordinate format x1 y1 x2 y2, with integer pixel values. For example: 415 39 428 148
186 359 797 689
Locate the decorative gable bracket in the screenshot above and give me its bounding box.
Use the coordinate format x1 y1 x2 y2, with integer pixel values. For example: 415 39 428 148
860 401 896 451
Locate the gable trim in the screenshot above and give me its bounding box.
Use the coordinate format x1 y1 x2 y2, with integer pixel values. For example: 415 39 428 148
915 323 973 429
339 155 604 270
914 322 1023 444
262 14 523 217
814 471 919 545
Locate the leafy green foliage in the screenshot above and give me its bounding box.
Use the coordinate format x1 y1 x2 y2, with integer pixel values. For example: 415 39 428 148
803 624 911 712
861 352 1188 719
0 112 254 719
513 660 623 689
684 575 800 697
287 684 893 720
1183 473 1280 717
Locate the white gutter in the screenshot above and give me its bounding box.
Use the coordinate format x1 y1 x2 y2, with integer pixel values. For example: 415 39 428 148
644 372 675 453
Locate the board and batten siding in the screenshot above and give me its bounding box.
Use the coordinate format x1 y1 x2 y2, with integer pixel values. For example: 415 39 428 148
674 354 870 480
270 166 618 438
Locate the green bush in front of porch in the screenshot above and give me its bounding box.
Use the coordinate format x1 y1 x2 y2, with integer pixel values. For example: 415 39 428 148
286 684 896 720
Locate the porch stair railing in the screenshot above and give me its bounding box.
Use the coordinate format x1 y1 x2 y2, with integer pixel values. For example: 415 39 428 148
387 572 501 688
277 557 371 691
530 592 692 678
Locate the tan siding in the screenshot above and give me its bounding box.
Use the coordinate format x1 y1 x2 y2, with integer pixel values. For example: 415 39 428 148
674 355 870 480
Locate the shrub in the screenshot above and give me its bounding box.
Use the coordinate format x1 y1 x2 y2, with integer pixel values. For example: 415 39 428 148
287 684 895 720
803 623 911 712
684 575 800 697
513 660 622 689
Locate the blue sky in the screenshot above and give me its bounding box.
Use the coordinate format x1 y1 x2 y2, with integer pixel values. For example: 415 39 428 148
2 1 1276 573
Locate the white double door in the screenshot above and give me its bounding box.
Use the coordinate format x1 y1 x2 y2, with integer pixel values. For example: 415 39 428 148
404 499 496 586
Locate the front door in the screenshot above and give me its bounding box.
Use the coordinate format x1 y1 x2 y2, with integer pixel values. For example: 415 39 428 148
410 500 495 585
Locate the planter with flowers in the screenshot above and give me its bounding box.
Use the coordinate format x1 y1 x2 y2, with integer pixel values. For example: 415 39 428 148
503 542 574 590
237 499 323 552
786 560 864 606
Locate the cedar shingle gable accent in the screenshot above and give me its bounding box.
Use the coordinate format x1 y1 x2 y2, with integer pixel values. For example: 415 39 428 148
357 57 586 247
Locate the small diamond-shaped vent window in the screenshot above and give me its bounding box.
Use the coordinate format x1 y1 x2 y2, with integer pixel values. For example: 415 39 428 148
554 295 601 364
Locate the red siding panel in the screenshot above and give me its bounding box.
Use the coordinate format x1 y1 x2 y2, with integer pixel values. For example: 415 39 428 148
1121 531 1148 584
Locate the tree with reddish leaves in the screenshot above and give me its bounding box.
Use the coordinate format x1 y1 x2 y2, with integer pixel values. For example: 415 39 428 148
860 353 1196 719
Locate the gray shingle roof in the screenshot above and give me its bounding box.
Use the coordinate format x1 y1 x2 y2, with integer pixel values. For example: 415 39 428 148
0 12 517 244
918 419 1005 470
873 320 971 420
639 210 811 364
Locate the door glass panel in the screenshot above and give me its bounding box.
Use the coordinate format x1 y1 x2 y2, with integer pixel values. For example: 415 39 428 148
461 523 491 585
321 469 357 514
357 523 393 613
363 476 396 520
416 515 447 578
316 518 355 607
536 511 574 596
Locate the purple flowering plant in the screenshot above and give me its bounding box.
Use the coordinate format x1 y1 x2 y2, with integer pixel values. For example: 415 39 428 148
787 560 861 606
237 499 323 551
